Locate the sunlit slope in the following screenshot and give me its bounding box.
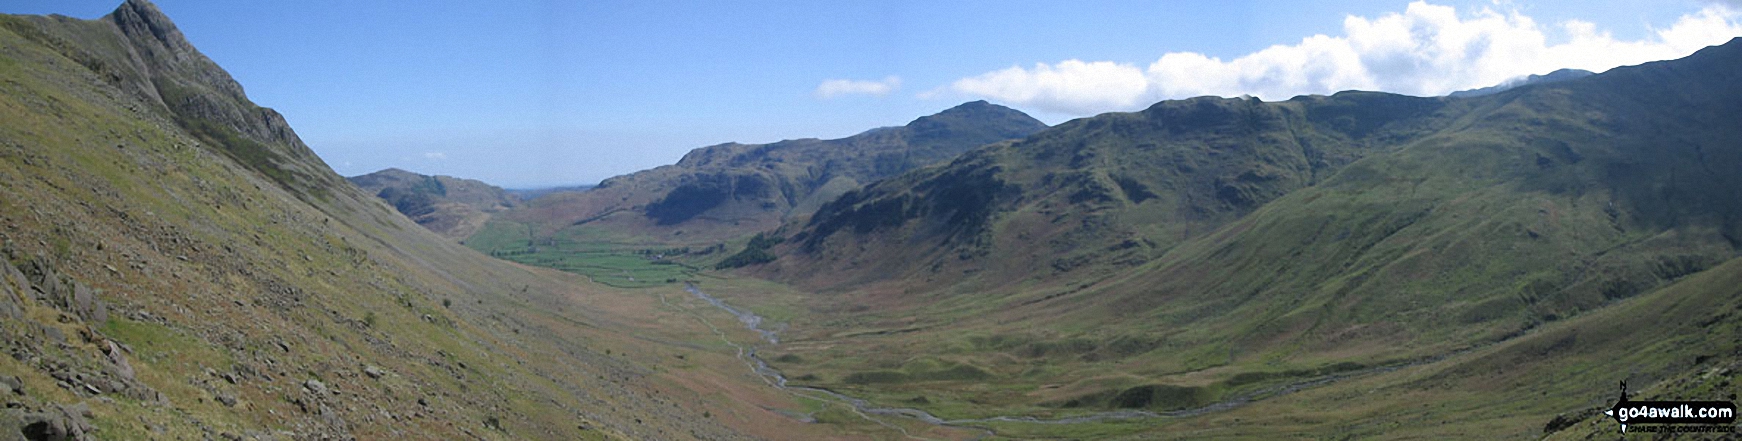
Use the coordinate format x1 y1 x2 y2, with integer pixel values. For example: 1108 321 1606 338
1141 255 1742 439
0 2 745 439
740 37 1742 429
1078 35 1742 359
771 91 1465 291
772 37 1741 334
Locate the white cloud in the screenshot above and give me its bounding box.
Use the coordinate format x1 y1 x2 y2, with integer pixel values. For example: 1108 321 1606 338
953 60 1150 114
945 1 1742 116
423 152 447 160
815 76 901 99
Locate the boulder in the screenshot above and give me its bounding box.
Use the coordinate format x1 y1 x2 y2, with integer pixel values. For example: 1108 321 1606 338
1 375 22 396
37 324 65 345
102 342 134 382
12 403 96 441
20 257 63 304
68 283 105 324
303 379 327 395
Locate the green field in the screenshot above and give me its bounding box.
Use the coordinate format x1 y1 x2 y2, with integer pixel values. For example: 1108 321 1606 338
465 219 712 288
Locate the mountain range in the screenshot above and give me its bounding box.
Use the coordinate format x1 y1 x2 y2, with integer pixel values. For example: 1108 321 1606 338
726 35 1742 437
481 100 1046 246
5 1 1742 439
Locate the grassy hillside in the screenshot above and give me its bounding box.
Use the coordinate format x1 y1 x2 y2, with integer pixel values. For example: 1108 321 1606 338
348 168 520 240
1140 255 1742 439
0 2 779 439
776 91 1459 290
713 37 1742 435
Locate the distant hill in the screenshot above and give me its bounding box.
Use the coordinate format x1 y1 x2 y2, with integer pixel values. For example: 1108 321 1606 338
349 168 519 240
1447 68 1594 98
481 100 1047 247
504 184 594 200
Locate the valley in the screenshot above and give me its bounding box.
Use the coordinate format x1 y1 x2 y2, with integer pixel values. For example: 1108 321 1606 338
427 36 1742 439
2 1 1739 440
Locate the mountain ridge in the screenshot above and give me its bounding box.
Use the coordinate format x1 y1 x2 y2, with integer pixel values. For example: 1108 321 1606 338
774 38 1742 293
774 90 1458 290
1447 68 1596 98
477 99 1047 251
725 37 1742 430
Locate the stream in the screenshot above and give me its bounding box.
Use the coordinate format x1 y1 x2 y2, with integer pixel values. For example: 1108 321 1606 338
678 284 1443 437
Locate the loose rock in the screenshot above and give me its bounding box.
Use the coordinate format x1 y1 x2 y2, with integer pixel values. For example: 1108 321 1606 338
103 341 134 381
303 379 327 395
1 376 22 396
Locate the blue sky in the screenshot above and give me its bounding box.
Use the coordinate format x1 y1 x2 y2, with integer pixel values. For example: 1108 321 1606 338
4 1 1739 187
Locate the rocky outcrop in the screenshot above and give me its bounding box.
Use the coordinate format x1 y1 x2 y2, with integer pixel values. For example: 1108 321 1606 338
104 0 296 149
5 403 97 441
1 0 341 200
0 259 23 320
17 257 106 324
0 245 164 440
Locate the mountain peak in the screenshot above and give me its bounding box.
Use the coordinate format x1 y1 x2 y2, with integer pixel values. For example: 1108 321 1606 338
905 101 1048 139
117 0 168 18
369 167 420 177
100 0 251 106
946 99 994 110
922 100 1020 120
80 0 335 199
107 0 191 53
